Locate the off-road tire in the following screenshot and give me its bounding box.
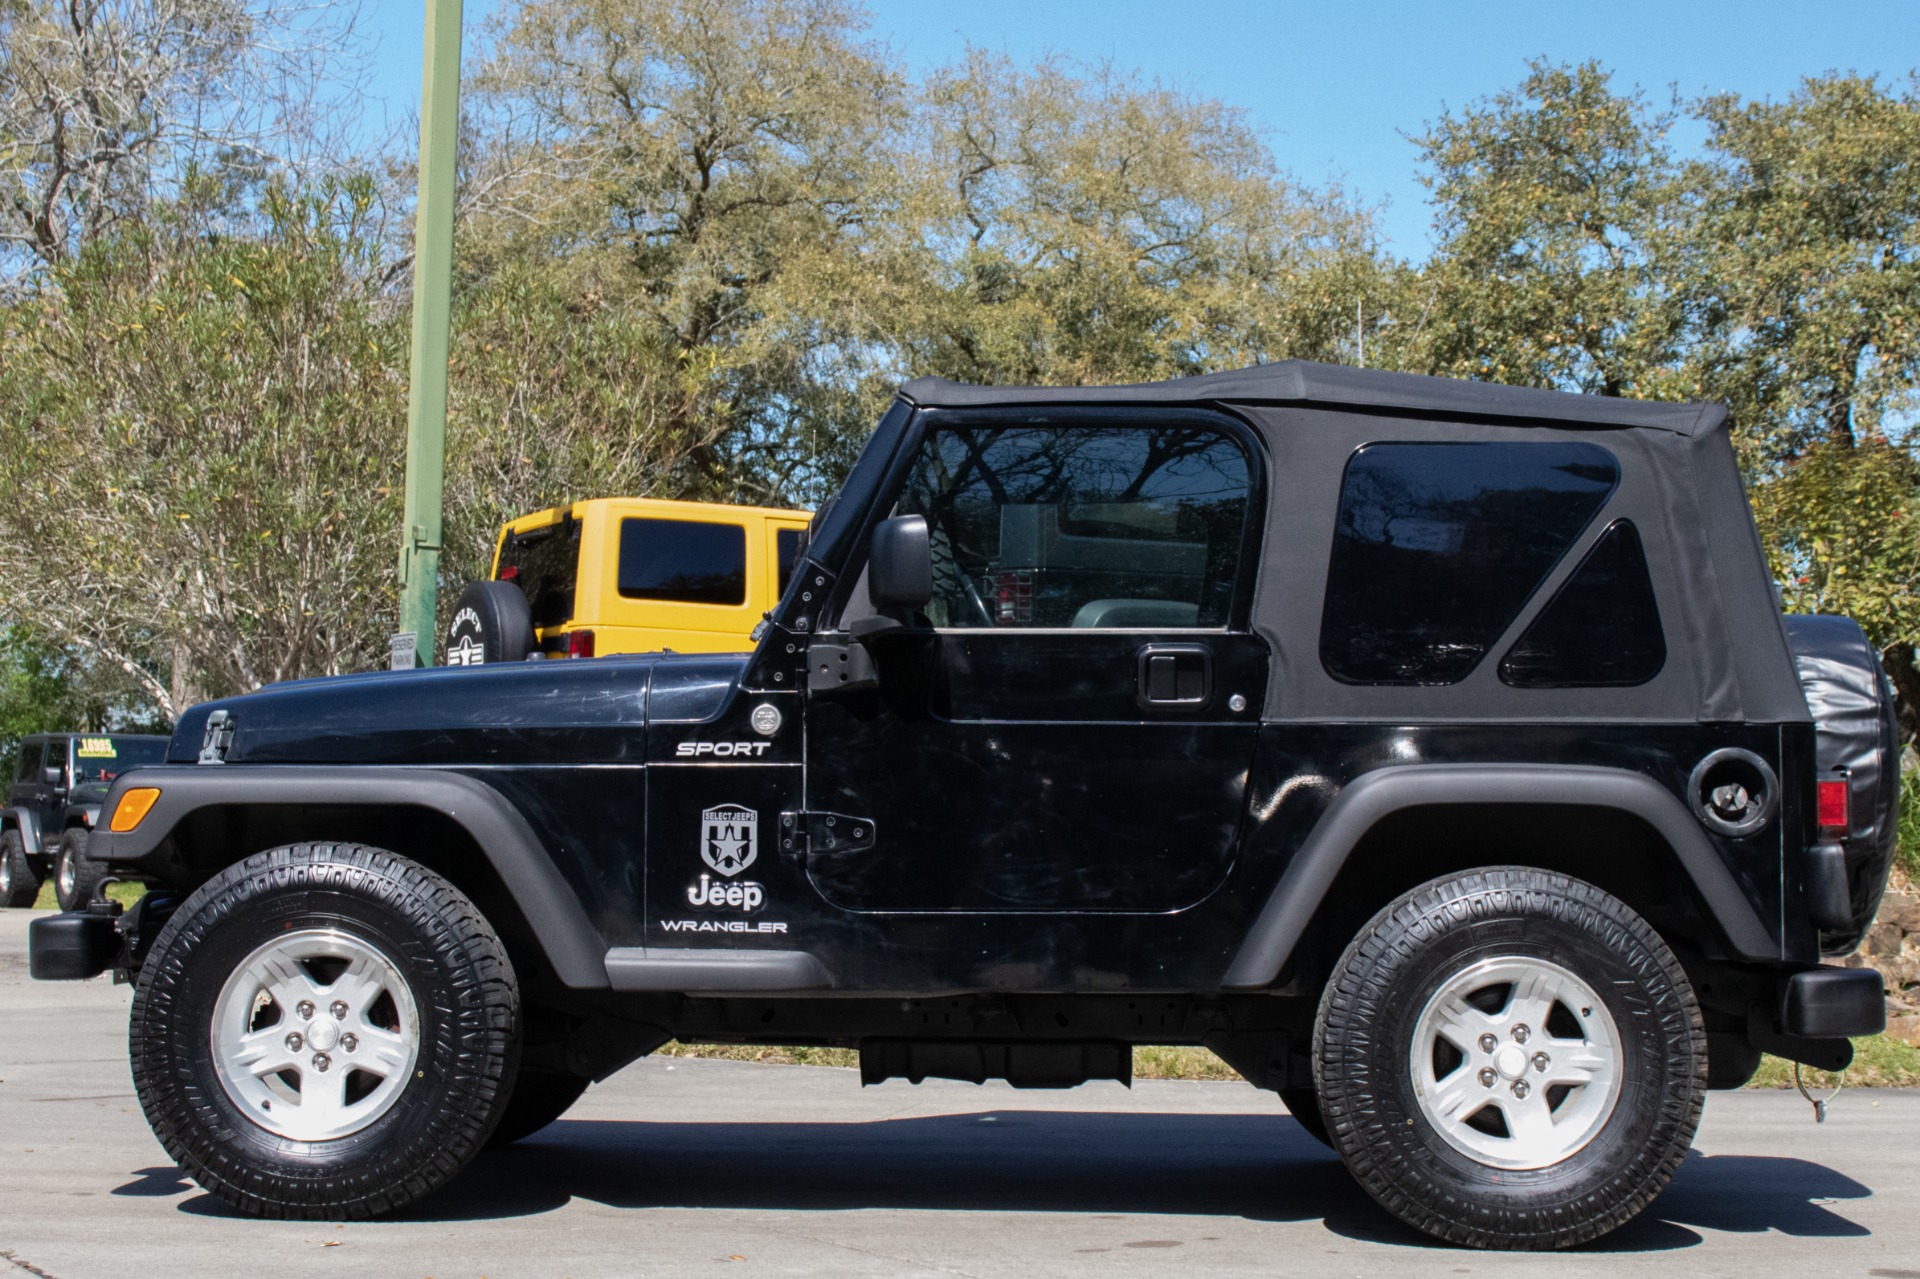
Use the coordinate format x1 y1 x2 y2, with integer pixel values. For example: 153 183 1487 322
130 843 521 1219
54 828 106 912
1278 1085 1332 1149
445 579 535 666
1315 867 1705 1250
0 828 41 907
487 1068 590 1146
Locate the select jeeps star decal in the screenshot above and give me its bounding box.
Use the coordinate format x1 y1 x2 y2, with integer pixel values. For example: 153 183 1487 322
701 805 757 877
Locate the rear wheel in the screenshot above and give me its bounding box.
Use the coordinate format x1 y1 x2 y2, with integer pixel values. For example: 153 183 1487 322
131 843 521 1219
1315 867 1705 1250
0 829 41 907
54 828 106 911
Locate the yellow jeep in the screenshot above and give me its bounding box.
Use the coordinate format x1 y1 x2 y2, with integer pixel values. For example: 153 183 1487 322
444 497 812 663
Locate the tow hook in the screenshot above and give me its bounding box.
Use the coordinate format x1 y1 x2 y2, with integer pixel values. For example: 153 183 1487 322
1794 1061 1842 1123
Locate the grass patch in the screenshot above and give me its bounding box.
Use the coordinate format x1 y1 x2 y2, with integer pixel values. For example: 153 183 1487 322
1751 1033 1920 1089
29 878 145 911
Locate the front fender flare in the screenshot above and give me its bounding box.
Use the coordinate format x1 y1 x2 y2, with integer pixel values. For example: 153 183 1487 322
5 807 42 856
1219 764 1779 990
88 765 609 989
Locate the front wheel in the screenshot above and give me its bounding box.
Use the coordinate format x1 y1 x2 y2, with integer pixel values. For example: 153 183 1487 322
54 829 106 911
131 843 521 1219
0 829 41 907
1315 867 1705 1250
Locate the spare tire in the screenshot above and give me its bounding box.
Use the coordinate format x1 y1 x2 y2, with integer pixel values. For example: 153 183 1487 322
1781 614 1901 948
445 580 535 666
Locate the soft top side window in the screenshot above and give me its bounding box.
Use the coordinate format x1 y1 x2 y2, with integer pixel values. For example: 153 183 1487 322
893 423 1253 629
1319 440 1620 685
1500 520 1666 687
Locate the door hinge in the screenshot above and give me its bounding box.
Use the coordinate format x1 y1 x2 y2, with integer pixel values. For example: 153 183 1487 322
805 634 878 694
777 811 877 861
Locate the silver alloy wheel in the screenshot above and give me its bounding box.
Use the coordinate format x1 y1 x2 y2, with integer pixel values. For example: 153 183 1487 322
56 843 75 898
209 928 422 1142
0 844 11 897
1409 955 1623 1171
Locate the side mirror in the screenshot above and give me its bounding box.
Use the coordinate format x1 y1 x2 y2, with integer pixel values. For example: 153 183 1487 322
42 767 61 787
869 515 932 609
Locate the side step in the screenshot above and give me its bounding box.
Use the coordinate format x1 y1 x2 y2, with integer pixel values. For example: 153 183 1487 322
860 1039 1131 1089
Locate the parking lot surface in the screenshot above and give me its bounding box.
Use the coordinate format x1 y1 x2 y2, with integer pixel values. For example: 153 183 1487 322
2 910 1918 1278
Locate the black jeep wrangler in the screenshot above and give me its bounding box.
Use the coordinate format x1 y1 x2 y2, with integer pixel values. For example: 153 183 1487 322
1 732 167 910
30 364 1897 1249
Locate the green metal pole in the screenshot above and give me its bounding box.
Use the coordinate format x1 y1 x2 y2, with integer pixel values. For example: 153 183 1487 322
396 0 463 668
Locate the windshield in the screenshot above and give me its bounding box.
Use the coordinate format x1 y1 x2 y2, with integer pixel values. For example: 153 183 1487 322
69 737 167 785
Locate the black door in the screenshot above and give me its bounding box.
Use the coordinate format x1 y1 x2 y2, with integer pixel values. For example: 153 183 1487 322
804 413 1269 916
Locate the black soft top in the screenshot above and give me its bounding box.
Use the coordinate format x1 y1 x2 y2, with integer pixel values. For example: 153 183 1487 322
902 362 1727 437
887 360 1807 725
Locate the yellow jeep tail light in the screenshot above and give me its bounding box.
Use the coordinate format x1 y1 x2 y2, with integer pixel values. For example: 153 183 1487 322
109 787 161 833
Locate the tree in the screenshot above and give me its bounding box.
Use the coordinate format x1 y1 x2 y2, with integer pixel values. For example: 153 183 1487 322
0 179 406 718
0 0 365 276
1391 60 1691 397
457 0 902 514
890 50 1385 387
1687 75 1920 724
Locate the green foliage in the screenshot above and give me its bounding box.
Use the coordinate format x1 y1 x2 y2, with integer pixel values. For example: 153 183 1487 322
0 178 406 715
1395 60 1691 398
0 627 116 777
1897 766 1920 881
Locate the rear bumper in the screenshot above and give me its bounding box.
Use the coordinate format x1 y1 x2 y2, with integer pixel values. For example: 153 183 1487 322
1783 967 1884 1038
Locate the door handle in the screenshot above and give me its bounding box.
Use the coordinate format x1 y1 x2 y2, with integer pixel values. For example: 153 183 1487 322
1136 643 1212 710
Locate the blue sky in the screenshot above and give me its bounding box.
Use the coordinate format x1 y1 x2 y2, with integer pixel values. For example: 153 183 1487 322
356 0 1919 258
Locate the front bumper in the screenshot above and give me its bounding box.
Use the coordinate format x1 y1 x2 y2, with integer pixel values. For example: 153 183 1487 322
28 909 119 980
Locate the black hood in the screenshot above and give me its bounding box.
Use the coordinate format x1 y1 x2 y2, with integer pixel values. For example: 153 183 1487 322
169 652 746 767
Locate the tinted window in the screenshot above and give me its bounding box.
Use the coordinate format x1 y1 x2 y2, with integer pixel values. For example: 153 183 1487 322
777 527 805 597
894 425 1251 628
619 519 747 605
1499 521 1665 687
497 515 581 629
1320 441 1619 685
15 740 41 781
70 736 168 784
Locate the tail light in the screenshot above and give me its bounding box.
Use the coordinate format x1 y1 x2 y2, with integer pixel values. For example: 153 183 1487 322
567 629 596 658
1816 778 1850 835
498 565 519 581
992 572 1033 625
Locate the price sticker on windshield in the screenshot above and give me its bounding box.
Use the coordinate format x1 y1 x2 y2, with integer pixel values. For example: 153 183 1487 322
76 737 116 758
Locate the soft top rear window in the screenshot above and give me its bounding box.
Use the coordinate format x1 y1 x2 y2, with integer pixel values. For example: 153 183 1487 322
497 514 581 629
1319 441 1620 685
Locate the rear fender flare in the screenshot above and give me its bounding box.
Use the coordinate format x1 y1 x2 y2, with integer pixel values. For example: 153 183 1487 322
89 766 609 988
1220 764 1779 990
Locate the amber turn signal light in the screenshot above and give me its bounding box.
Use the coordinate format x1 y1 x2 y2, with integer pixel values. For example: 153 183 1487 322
109 787 162 833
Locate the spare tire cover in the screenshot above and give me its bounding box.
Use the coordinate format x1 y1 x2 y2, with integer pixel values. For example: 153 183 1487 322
446 580 535 666
1781 613 1900 930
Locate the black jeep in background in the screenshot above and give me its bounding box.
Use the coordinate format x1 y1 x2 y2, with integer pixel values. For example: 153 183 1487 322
2 732 168 910
30 362 1898 1249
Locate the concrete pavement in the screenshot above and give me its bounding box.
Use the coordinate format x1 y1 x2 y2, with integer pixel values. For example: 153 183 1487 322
2 908 1917 1278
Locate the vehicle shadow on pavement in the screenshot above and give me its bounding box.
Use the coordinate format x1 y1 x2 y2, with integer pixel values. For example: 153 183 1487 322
146 1113 1873 1251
